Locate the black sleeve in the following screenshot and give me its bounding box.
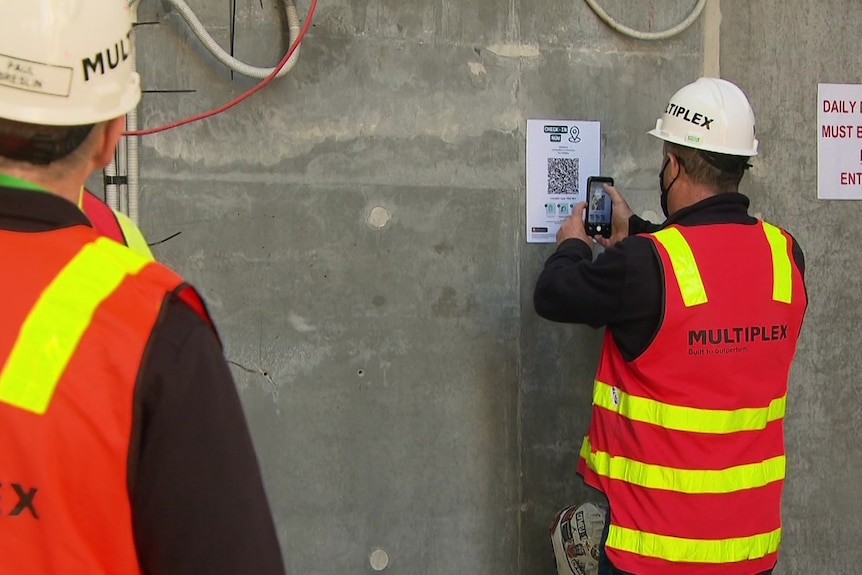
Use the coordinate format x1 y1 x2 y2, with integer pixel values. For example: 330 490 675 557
789 235 805 277
628 214 662 235
534 238 619 327
533 236 664 361
129 296 285 575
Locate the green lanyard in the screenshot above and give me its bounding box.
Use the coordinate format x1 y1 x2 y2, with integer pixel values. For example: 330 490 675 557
0 172 50 193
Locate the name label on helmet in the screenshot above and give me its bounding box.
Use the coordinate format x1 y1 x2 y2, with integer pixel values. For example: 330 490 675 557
665 102 714 130
0 54 73 97
82 32 131 82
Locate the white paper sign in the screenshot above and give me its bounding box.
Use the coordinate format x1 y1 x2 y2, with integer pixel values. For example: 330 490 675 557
818 83 862 200
526 119 601 243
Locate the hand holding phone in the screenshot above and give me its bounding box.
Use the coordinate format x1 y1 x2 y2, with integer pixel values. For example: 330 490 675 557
585 176 614 239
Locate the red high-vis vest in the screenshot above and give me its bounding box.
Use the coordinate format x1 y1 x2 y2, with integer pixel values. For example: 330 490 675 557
78 189 155 261
578 222 807 575
79 187 125 244
0 224 212 574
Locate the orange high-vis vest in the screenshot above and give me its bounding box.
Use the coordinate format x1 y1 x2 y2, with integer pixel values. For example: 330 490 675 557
578 222 807 575
0 223 210 574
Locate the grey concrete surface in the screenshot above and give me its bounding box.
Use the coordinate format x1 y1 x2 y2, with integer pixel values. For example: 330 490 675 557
722 2 862 573
111 0 856 572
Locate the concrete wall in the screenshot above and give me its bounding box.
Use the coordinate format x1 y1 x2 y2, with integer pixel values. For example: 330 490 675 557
722 1 862 573
116 0 858 572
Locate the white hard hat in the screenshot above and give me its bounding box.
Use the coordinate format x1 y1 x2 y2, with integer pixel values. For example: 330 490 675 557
550 502 608 575
0 0 141 126
648 77 758 157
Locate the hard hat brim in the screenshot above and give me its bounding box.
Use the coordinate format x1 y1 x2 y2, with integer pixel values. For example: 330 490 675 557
648 127 759 157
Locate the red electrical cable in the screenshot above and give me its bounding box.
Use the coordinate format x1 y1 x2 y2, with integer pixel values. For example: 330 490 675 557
124 0 317 137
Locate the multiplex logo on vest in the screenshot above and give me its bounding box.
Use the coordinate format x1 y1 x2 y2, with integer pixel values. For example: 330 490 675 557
82 32 131 82
0 483 38 519
688 324 789 357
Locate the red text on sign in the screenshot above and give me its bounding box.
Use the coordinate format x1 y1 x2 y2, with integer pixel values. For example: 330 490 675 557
823 100 861 113
821 125 860 138
840 172 862 185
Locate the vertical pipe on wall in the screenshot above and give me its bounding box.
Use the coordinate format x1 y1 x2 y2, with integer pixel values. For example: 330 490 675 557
703 0 721 77
104 157 120 211
127 59 140 223
126 0 141 224
117 126 128 215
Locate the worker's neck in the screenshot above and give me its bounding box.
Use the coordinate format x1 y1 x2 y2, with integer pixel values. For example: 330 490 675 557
0 166 85 205
686 184 721 206
676 182 721 210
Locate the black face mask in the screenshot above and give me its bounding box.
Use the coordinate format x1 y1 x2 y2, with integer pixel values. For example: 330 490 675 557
658 156 680 218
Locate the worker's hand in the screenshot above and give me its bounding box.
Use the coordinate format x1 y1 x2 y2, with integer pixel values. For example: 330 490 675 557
595 184 633 249
556 202 591 246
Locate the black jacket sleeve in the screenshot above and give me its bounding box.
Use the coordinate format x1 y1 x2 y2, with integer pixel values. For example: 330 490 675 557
628 214 662 235
129 295 285 575
788 234 806 276
533 238 624 327
533 236 664 361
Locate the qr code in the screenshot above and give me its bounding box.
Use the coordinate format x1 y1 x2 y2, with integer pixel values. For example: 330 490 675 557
547 157 579 195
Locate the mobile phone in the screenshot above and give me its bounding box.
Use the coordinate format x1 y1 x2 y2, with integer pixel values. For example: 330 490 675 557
585 176 614 238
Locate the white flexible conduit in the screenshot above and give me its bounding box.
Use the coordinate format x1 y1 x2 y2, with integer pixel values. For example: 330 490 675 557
117 125 128 214
160 0 302 78
584 0 707 41
104 158 120 211
127 55 140 225
119 0 303 225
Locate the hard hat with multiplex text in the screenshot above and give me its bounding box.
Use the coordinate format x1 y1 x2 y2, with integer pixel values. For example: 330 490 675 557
0 0 140 126
648 77 758 157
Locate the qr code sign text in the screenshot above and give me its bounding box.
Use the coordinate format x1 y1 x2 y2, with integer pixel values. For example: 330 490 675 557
547 157 579 195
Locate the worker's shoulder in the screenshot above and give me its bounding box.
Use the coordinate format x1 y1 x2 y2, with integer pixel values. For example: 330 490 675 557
761 220 806 275
583 235 659 277
147 290 220 358
783 229 806 276
778 225 804 248
615 233 662 262
90 239 215 348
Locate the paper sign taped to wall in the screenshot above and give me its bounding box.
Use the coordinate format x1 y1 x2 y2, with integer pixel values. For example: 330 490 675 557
818 83 862 200
526 119 601 243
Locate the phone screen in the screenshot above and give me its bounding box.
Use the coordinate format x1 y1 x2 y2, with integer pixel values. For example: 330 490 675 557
586 178 613 237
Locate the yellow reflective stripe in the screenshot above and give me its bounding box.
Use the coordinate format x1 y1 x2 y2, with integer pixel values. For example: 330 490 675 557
580 438 785 494
0 238 149 415
115 210 155 261
78 187 155 261
651 228 707 307
762 222 792 303
593 380 785 433
607 525 781 564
